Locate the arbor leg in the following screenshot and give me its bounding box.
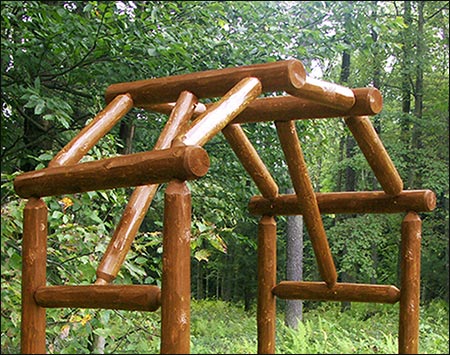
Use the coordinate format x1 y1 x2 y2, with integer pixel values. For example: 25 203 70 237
257 215 277 354
21 198 47 354
399 212 422 354
160 181 191 354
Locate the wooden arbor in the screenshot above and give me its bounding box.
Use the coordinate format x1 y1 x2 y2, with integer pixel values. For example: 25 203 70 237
14 59 435 354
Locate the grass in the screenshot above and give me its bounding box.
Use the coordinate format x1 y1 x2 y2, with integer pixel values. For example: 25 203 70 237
2 298 448 354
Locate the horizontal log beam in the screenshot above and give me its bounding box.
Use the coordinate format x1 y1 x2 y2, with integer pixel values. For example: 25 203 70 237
14 145 209 198
34 285 161 311
248 190 436 215
105 59 305 106
289 76 356 111
142 87 382 122
233 87 382 123
273 281 400 304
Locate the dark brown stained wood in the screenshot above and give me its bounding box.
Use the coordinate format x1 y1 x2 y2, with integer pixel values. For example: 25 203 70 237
257 216 277 354
105 59 305 106
161 181 191 354
248 189 436 215
345 115 403 195
142 101 207 116
49 94 134 168
96 91 198 284
273 281 400 304
14 145 209 198
289 76 355 111
399 212 422 354
34 285 161 311
222 123 278 199
144 87 383 123
178 77 262 146
276 120 337 288
21 198 47 354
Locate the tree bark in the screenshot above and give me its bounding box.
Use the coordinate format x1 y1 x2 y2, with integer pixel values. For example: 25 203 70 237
285 189 303 329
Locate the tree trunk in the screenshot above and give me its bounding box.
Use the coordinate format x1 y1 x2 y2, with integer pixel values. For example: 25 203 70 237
118 118 135 155
284 188 303 329
340 39 354 312
401 0 412 136
409 0 425 188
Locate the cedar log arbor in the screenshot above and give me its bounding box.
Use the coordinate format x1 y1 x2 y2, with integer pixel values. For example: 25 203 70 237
14 59 436 354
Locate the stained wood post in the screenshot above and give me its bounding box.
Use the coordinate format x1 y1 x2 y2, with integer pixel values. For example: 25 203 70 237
399 212 422 354
21 198 47 354
160 181 191 354
257 215 277 354
276 120 337 287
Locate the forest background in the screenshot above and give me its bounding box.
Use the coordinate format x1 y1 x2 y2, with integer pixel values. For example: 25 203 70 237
1 1 448 354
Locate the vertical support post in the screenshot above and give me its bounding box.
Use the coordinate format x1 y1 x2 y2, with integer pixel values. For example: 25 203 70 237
21 198 48 354
160 180 191 354
399 212 422 354
257 215 277 354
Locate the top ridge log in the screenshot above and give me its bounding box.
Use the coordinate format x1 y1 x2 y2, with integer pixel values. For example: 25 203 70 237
105 60 306 106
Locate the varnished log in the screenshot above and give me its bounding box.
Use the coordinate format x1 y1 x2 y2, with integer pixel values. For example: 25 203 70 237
49 94 134 168
96 91 198 284
179 77 262 146
257 216 277 354
289 76 355 111
145 87 383 123
105 59 305 106
142 101 207 116
34 285 161 311
21 198 47 354
399 212 422 354
248 190 436 215
161 181 192 354
272 281 400 304
345 116 403 195
276 121 337 287
14 145 209 198
222 124 278 199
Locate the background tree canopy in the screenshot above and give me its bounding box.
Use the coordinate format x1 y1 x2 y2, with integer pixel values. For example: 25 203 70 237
1 1 448 353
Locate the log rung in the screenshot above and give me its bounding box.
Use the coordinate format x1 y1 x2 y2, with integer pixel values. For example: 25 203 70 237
34 285 161 312
248 189 436 215
273 281 400 304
